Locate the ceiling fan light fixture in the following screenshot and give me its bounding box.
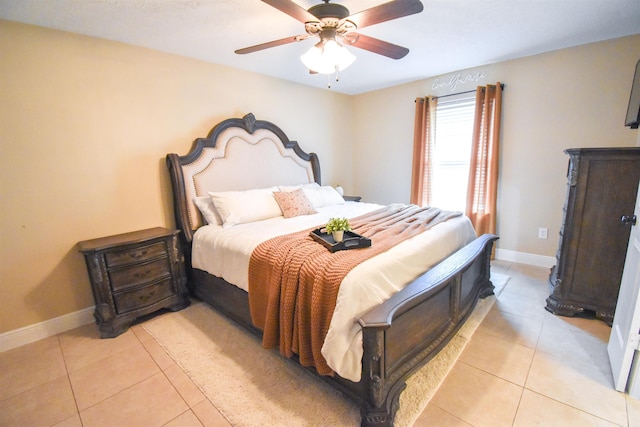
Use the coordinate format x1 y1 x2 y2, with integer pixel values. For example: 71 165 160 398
300 39 356 74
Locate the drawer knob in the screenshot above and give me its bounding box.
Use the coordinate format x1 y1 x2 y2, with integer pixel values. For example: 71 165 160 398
621 215 637 226
130 249 149 259
138 290 156 302
133 269 152 279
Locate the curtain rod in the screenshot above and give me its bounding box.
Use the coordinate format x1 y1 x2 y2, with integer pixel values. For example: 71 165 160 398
420 83 506 101
433 88 477 100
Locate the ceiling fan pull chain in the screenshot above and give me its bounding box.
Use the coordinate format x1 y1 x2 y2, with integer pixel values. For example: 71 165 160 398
326 68 341 89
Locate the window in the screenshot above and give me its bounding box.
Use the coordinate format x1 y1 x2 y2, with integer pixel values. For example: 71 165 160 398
430 94 476 211
412 83 502 235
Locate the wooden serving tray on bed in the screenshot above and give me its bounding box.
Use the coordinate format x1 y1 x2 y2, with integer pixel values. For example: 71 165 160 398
310 228 372 252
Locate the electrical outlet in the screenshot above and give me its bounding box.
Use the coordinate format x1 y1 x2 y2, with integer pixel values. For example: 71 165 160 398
538 227 548 239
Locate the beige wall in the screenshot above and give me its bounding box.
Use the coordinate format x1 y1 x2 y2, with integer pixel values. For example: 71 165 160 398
0 20 354 333
352 34 640 257
1 19 639 335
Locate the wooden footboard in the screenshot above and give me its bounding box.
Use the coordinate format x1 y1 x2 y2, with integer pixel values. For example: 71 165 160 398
354 233 498 426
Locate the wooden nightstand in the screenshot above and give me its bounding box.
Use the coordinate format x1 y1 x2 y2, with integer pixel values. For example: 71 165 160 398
78 227 190 338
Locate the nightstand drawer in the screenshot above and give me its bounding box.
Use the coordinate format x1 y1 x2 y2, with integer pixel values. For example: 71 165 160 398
109 257 171 291
105 241 167 267
114 279 174 314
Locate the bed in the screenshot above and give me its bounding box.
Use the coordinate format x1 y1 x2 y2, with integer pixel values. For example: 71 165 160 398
166 113 498 426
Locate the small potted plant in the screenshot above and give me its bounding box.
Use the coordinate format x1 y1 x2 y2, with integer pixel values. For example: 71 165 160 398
325 217 351 243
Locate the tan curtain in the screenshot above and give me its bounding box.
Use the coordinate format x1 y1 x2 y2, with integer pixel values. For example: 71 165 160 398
410 96 437 206
466 83 503 236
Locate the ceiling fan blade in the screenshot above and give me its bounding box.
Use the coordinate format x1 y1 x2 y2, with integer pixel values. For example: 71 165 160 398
235 35 310 54
347 0 423 29
262 0 318 23
346 33 409 59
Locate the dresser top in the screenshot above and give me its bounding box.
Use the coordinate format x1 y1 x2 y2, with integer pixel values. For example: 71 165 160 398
565 147 640 156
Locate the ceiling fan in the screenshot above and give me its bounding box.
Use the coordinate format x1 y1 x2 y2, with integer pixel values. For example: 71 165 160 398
235 0 424 76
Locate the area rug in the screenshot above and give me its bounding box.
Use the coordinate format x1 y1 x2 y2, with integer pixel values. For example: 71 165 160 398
143 273 509 426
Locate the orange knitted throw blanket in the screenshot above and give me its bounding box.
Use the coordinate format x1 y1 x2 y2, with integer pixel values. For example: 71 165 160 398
248 205 462 375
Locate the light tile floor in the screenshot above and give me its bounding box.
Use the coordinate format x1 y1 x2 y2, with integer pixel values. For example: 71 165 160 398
1 261 639 426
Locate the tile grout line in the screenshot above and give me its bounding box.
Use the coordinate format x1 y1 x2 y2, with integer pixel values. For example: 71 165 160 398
55 333 83 425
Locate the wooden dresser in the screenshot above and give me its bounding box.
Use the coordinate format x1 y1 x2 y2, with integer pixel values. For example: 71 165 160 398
546 147 640 324
79 227 190 337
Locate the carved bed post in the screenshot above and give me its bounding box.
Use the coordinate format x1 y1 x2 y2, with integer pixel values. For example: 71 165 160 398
361 327 403 427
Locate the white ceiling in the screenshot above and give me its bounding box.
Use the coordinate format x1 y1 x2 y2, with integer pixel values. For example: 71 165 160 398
1 0 639 95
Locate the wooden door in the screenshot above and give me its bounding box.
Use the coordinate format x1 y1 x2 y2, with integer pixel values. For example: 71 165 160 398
608 181 640 393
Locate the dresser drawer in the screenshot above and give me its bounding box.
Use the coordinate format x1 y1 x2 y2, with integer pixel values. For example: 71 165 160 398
109 257 171 292
114 279 174 314
105 241 167 268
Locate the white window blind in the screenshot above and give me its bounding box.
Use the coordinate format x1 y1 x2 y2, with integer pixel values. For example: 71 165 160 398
431 94 476 211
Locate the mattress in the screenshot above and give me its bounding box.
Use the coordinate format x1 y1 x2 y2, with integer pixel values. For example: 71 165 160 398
192 202 476 381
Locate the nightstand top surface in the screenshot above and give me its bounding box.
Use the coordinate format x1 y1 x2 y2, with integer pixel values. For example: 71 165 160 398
78 227 178 253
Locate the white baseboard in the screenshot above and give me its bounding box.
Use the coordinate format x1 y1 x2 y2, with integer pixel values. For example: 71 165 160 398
0 248 554 353
495 248 555 269
0 306 95 353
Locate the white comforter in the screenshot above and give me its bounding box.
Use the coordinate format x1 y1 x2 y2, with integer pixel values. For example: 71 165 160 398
192 202 476 381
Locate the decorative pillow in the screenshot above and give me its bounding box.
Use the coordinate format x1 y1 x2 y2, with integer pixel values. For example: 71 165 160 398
209 187 282 228
303 185 346 208
193 196 223 226
273 189 318 218
278 182 320 192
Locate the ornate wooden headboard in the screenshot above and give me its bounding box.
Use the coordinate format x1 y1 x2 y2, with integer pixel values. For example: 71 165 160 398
166 113 321 244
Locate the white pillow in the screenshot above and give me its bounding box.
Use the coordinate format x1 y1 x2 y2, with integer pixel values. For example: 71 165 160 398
303 185 346 208
278 182 320 192
193 196 223 226
209 187 282 228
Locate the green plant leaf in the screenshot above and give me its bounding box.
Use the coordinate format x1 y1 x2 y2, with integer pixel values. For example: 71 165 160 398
325 217 351 233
